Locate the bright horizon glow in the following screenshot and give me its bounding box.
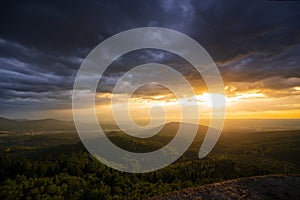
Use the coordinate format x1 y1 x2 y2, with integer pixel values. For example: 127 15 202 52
3 89 299 121
92 88 300 125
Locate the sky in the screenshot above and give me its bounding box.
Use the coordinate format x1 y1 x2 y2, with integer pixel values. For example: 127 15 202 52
0 0 300 121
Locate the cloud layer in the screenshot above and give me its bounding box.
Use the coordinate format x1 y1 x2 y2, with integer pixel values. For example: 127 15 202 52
0 0 299 118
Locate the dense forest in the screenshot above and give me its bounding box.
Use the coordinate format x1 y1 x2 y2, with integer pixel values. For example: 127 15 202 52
0 121 299 199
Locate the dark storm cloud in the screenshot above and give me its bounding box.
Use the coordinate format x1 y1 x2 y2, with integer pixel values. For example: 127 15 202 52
190 1 300 60
0 0 195 55
0 0 299 115
220 44 300 83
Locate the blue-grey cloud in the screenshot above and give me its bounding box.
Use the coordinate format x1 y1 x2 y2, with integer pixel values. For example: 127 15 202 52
0 0 299 117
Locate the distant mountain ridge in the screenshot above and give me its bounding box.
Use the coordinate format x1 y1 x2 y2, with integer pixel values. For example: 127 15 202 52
0 117 209 134
0 117 75 131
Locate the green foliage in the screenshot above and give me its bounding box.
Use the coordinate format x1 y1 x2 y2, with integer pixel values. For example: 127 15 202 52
0 129 299 199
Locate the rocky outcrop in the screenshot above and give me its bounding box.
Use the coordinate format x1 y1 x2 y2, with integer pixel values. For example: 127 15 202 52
150 174 300 200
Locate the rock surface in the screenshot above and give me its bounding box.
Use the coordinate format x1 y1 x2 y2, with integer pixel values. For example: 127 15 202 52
150 174 300 200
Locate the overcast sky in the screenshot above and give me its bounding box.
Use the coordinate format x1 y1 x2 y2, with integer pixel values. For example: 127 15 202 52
0 0 299 119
